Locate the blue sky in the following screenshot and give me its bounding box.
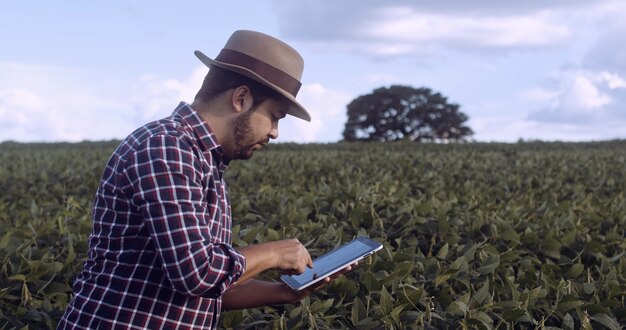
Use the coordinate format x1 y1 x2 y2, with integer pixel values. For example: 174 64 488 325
1 1 625 143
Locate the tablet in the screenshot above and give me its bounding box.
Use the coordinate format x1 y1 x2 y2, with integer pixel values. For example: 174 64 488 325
280 237 383 291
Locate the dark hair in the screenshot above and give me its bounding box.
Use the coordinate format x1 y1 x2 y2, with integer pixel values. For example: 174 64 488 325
194 66 283 109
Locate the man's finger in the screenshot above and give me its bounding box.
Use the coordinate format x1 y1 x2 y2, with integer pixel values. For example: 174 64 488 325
307 256 314 268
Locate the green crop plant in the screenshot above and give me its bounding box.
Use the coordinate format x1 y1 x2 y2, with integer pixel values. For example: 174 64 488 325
1 140 625 329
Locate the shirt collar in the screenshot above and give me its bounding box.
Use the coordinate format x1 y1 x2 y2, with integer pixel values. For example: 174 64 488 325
172 102 229 167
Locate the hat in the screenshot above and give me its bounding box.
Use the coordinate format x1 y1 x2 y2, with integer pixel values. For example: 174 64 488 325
195 30 311 122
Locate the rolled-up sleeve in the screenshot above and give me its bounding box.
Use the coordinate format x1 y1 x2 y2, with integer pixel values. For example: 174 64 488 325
125 134 245 297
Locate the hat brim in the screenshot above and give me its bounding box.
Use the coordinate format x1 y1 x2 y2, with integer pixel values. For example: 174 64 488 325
195 50 311 122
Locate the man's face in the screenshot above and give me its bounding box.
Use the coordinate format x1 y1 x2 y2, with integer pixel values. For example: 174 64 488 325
230 97 289 160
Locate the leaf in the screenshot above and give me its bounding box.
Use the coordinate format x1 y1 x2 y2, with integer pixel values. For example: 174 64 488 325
541 236 562 259
469 310 494 329
52 261 64 273
525 287 547 307
607 251 625 263
354 317 379 329
434 273 453 287
0 231 13 249
449 255 468 272
563 313 575 330
351 297 367 325
23 310 44 322
477 254 500 275
65 244 76 266
583 304 609 315
474 281 492 306
438 214 449 236
220 310 245 328
30 200 39 216
43 282 71 295
501 228 520 242
21 282 32 305
363 271 378 291
389 261 414 279
557 298 584 312
400 284 424 306
461 243 480 261
560 229 577 246
8 274 26 282
391 304 406 319
447 293 470 316
501 308 526 322
379 286 393 315
265 228 280 241
447 299 468 316
415 202 433 214
566 263 584 278
242 227 259 242
349 205 365 228
436 243 449 260
591 313 621 330
583 282 595 295
310 298 334 314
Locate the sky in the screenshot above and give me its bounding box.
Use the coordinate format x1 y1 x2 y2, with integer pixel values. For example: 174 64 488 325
1 1 625 143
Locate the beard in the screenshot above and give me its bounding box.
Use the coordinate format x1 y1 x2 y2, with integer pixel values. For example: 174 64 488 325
231 109 269 160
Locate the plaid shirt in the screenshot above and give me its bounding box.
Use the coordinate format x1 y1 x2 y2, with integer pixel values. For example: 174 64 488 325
59 102 246 329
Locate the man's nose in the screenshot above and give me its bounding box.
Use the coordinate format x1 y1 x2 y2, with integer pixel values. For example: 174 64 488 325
269 127 279 140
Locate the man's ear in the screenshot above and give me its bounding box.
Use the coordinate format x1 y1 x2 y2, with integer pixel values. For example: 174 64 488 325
231 86 251 113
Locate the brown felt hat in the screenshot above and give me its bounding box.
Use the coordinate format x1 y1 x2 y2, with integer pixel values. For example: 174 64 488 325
195 30 310 122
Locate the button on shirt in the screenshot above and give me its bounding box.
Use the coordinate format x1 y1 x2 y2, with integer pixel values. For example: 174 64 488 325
58 102 246 329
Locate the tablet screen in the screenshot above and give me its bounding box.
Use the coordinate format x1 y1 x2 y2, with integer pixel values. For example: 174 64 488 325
280 237 382 291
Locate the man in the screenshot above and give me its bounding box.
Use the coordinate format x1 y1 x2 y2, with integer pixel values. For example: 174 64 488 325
59 30 347 329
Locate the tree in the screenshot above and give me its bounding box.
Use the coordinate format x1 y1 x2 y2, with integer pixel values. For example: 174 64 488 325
342 85 473 142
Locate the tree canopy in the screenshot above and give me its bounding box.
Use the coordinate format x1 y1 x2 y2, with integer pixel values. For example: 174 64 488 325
342 85 473 142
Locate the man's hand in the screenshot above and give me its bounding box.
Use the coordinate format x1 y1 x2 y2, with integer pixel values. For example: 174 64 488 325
284 263 357 304
236 238 313 283
269 239 314 275
222 264 357 310
225 241 359 309
222 261 355 310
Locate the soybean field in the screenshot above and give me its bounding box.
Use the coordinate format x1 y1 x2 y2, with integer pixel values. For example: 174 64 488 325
0 140 625 329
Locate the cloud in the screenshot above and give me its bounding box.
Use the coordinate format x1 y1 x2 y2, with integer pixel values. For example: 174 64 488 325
558 74 610 111
279 83 352 142
0 62 137 142
525 11 626 129
0 88 53 140
362 9 570 51
272 0 623 57
0 61 351 143
471 112 625 142
584 27 626 73
526 68 626 123
127 71 353 143
5 0 626 143
129 66 207 123
519 88 559 104
0 62 205 142
600 72 626 89
128 70 352 143
271 0 626 143
0 88 137 142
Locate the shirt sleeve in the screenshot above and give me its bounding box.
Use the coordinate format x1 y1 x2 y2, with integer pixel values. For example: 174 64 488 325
124 133 246 298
